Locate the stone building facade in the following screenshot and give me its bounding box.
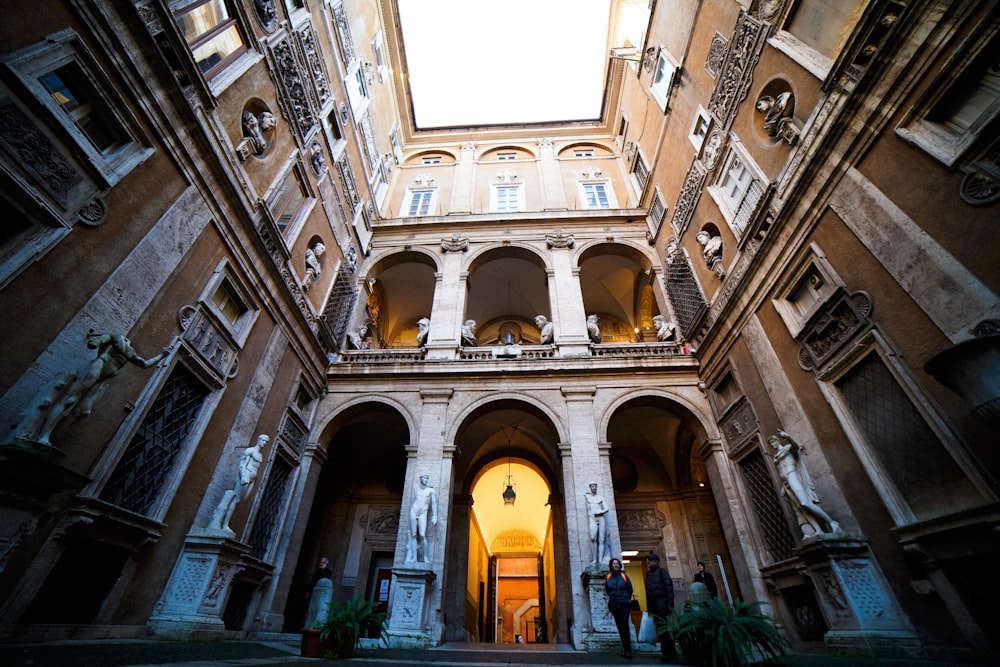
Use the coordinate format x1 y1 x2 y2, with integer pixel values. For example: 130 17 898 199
0 0 997 659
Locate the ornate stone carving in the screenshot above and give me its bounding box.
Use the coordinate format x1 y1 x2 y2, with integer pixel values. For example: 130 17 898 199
720 398 758 457
580 166 602 179
797 290 874 372
0 101 83 209
414 173 435 187
701 129 724 170
441 234 469 252
497 168 517 182
359 112 379 171
960 136 1000 206
78 197 108 226
270 39 315 143
180 305 239 380
545 233 575 249
337 156 360 207
708 10 768 132
705 32 727 79
331 2 355 64
365 507 400 538
251 0 277 32
297 26 332 109
669 159 707 237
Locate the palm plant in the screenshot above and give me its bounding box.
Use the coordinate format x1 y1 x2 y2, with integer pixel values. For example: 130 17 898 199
658 598 788 667
319 597 390 658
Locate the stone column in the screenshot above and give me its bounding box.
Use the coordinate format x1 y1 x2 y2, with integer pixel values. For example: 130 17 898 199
546 237 590 356
448 142 477 214
425 241 468 360
536 138 568 210
386 388 454 647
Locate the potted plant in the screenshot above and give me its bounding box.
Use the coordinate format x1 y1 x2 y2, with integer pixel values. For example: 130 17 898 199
300 623 325 659
657 598 787 667
320 597 390 659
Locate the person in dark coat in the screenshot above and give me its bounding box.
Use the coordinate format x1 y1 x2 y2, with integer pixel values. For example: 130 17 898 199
605 557 634 658
694 561 718 599
644 553 677 662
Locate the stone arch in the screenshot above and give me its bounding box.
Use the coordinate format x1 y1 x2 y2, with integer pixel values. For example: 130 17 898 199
463 245 553 345
360 249 440 346
575 240 664 342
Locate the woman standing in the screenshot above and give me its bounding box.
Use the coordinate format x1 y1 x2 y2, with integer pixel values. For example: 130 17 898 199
605 557 634 658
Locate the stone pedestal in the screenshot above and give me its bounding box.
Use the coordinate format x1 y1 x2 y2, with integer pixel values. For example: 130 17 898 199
148 529 270 639
385 566 436 648
798 535 919 656
581 565 620 650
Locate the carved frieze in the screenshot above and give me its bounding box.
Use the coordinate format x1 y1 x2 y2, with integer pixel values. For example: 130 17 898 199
669 159 707 237
705 32 727 79
708 10 768 132
441 234 469 252
179 304 239 380
358 112 379 171
337 156 361 208
720 397 758 458
364 507 400 538
616 506 666 543
296 25 332 110
960 135 1000 206
270 38 316 143
331 2 355 64
797 290 874 373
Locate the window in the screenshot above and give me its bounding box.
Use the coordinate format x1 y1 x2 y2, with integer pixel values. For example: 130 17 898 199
372 31 388 83
421 156 442 164
785 0 865 62
269 167 310 238
579 182 617 209
710 141 765 238
631 152 649 192
689 107 711 151
212 279 247 325
497 152 516 161
405 190 435 216
771 246 840 339
650 49 677 109
574 149 595 157
173 0 247 79
897 33 1000 166
492 185 523 212
648 188 667 238
4 30 151 187
390 125 404 163
346 62 369 117
616 116 629 147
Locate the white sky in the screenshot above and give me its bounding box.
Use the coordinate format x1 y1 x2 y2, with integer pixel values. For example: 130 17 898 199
397 0 613 128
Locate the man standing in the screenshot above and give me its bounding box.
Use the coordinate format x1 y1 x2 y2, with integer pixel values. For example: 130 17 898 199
644 553 677 662
694 561 718 599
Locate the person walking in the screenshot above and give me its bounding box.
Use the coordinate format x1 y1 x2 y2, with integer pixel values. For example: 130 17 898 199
694 561 718 599
644 553 677 662
606 557 634 658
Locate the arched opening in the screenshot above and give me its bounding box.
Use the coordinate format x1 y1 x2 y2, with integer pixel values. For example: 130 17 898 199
578 243 662 343
606 394 738 612
464 246 550 345
360 251 438 348
282 402 410 632
444 399 567 644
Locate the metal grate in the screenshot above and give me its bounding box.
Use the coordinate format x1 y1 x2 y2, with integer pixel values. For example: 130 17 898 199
321 263 357 349
837 353 970 518
741 449 796 562
664 253 707 335
247 457 293 560
100 365 208 515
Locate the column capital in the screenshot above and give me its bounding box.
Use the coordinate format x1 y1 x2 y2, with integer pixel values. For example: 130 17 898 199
560 386 597 400
419 388 454 403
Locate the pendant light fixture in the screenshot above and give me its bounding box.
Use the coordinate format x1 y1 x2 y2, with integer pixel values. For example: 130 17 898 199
501 425 517 506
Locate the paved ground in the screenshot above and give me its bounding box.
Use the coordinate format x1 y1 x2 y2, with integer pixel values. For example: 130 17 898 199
0 639 988 667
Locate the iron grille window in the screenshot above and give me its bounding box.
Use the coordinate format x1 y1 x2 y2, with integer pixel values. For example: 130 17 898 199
740 449 796 562
100 364 208 515
321 263 357 348
837 353 977 519
663 253 706 335
247 457 293 560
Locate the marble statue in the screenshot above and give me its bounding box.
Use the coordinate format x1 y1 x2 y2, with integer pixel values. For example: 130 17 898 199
415 317 430 347
756 92 794 137
769 430 840 537
346 324 369 350
461 320 477 347
9 331 169 446
209 434 269 533
534 315 554 344
303 242 325 289
242 110 276 156
696 230 722 263
406 474 438 563
586 314 601 344
652 315 676 342
309 141 325 175
584 482 609 564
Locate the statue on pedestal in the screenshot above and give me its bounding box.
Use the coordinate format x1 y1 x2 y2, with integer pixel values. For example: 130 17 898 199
584 482 609 564
8 331 169 446
416 317 430 347
534 315 554 344
769 430 840 537
406 474 438 563
652 315 676 342
461 320 477 347
586 314 601 343
208 434 269 534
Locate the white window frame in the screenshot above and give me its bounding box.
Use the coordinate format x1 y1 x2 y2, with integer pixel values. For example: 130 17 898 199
346 60 369 118
573 149 595 158
421 156 442 164
202 259 260 344
171 0 255 92
496 152 517 161
323 106 347 160
647 187 668 239
688 106 711 151
649 47 678 110
491 184 524 212
707 139 765 239
896 31 1000 167
770 244 842 339
266 160 314 243
768 0 866 79
578 181 617 209
389 124 404 163
631 151 650 192
372 31 389 83
353 202 373 249
404 189 437 217
3 29 152 187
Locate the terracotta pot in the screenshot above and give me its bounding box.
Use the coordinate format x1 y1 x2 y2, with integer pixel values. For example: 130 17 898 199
300 628 324 658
